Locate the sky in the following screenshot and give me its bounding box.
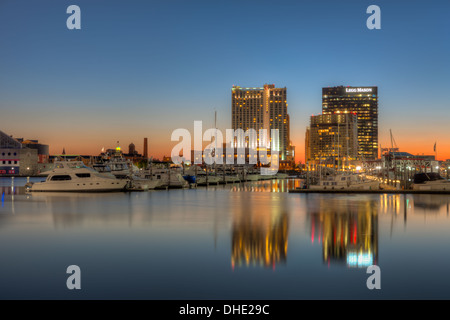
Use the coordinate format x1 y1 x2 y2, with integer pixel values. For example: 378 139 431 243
0 0 449 162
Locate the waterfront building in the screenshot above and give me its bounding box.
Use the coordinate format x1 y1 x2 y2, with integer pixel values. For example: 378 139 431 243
17 138 49 163
100 143 145 165
231 84 294 162
0 130 39 176
191 143 273 166
322 86 378 159
306 113 358 167
128 143 136 155
123 142 144 163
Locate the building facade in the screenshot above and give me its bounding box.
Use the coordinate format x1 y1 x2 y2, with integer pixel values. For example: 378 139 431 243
322 86 378 159
0 130 39 176
17 138 49 163
231 84 293 161
307 113 358 167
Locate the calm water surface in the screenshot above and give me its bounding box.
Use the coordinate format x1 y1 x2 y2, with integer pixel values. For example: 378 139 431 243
1 177 450 299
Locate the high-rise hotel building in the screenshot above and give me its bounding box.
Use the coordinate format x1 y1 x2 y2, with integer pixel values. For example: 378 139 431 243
231 84 293 161
322 86 378 159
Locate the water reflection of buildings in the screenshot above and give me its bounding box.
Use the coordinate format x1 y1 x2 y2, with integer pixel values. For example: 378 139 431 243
307 196 378 268
412 195 450 213
379 194 450 220
230 188 290 269
231 212 288 269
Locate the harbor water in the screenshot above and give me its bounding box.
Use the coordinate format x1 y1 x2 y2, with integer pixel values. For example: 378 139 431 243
1 177 450 299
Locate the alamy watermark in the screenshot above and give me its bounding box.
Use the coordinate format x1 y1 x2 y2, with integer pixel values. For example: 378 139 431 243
171 121 280 175
66 265 81 290
367 5 381 30
366 265 381 290
66 5 81 30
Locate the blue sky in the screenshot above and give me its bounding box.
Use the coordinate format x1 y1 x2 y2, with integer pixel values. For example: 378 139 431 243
0 0 449 160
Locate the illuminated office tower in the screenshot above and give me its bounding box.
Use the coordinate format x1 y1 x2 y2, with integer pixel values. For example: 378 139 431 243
307 113 358 166
231 84 292 160
322 86 378 159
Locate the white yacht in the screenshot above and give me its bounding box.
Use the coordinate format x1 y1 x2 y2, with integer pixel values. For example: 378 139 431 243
128 176 160 191
28 161 128 192
107 157 135 179
309 173 380 190
138 167 188 189
93 158 158 191
92 162 113 175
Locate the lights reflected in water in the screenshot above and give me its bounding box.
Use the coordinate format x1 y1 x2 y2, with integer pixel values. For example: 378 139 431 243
307 196 378 268
0 178 450 300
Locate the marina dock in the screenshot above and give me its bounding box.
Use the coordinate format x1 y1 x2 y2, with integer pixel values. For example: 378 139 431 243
288 188 450 195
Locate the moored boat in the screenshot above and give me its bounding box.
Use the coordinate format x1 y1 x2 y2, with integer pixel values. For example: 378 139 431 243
309 173 380 190
412 173 450 191
138 167 189 189
27 161 127 192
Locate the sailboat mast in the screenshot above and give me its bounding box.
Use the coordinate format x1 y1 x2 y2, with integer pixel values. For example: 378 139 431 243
337 121 340 172
346 113 349 170
390 129 396 183
214 110 217 169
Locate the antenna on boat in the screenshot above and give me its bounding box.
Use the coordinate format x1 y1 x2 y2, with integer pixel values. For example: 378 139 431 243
213 109 217 172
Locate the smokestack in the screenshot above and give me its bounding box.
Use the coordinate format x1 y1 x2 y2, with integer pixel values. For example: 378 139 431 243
143 137 148 159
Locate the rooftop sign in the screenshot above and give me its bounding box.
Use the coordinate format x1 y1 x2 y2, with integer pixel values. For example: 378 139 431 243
345 87 373 93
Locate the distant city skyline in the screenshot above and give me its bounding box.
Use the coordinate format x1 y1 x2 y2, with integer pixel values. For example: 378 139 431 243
1 0 449 161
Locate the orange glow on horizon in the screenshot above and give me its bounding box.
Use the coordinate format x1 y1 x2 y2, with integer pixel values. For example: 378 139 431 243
7 127 450 164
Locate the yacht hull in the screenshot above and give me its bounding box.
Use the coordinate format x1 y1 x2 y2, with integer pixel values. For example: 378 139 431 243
413 181 450 191
196 176 221 185
310 181 379 191
29 180 127 192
